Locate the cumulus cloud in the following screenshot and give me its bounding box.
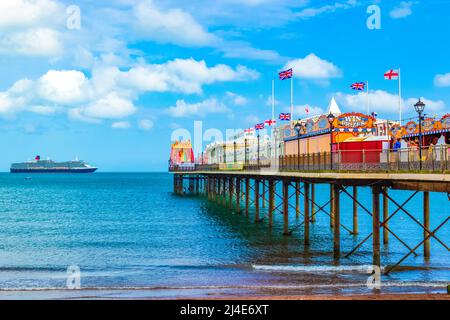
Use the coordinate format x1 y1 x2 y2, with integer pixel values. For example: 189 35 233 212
293 104 324 118
0 57 258 123
111 121 131 129
120 58 259 94
390 1 416 19
133 0 219 47
434 73 450 87
226 92 248 106
0 28 63 56
296 0 358 19
138 119 154 131
166 98 230 118
336 90 445 114
284 54 342 79
0 0 65 57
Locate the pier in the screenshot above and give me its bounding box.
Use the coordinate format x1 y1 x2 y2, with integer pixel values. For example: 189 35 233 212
171 164 449 275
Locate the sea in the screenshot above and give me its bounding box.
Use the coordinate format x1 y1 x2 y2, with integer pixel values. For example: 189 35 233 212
0 172 448 299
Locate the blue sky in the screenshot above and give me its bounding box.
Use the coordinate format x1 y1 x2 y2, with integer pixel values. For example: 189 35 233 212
0 0 449 171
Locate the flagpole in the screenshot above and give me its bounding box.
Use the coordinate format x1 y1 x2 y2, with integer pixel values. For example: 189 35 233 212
272 79 275 121
398 68 402 125
290 75 294 121
366 80 370 115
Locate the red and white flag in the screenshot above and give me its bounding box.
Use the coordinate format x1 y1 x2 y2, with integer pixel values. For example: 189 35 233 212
264 119 276 126
384 69 399 80
305 106 309 114
244 128 254 134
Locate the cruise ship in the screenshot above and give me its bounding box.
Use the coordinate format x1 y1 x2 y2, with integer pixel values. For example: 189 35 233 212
10 156 97 173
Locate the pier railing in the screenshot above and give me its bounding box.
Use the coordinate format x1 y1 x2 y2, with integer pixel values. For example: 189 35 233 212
169 145 450 173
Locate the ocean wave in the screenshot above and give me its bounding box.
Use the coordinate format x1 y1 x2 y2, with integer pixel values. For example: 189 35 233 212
252 264 384 272
0 281 448 292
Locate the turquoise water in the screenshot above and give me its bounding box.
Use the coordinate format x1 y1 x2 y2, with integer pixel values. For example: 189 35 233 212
0 172 448 299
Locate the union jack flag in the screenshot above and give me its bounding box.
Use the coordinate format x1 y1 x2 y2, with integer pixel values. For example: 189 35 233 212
255 123 265 130
278 68 293 80
279 113 291 121
264 119 276 126
350 82 366 91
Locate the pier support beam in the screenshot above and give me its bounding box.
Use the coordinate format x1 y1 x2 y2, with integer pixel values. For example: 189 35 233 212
424 191 430 259
295 181 300 218
372 186 381 267
268 180 275 228
383 187 389 244
245 178 250 217
236 177 241 213
254 179 260 222
311 184 316 223
330 185 334 229
283 180 290 235
262 181 266 208
222 178 226 206
217 177 221 204
352 186 358 235
304 182 310 246
229 177 234 209
333 184 340 259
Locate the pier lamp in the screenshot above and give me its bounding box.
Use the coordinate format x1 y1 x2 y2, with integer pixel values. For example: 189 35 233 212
327 113 336 170
294 122 302 170
244 138 248 167
414 99 426 170
257 132 261 167
233 140 237 164
223 143 226 164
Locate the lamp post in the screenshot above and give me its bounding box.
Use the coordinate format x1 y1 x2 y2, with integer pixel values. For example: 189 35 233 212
223 143 226 164
257 132 260 167
244 138 248 166
414 98 426 170
233 140 237 163
294 122 302 170
327 113 336 170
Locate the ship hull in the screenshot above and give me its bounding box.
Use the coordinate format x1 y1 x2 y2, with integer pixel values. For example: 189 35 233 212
10 168 97 173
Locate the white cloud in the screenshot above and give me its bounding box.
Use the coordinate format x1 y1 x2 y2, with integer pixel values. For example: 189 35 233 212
293 104 324 118
284 54 342 79
0 57 257 123
434 73 450 87
138 119 154 131
81 92 136 120
166 98 230 118
0 28 62 56
133 0 218 47
120 58 259 94
296 0 358 19
111 121 131 129
390 1 416 19
37 70 90 105
226 92 248 106
0 0 64 29
336 90 446 114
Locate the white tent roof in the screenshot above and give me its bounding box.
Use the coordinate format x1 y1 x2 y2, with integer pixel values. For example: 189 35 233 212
327 97 341 115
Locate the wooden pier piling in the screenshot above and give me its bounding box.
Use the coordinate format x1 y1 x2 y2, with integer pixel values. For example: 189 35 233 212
268 179 275 228
304 182 310 246
383 187 389 244
255 179 260 222
424 191 430 259
352 186 358 235
372 186 381 266
283 180 290 235
245 178 250 217
311 184 316 223
333 184 340 258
